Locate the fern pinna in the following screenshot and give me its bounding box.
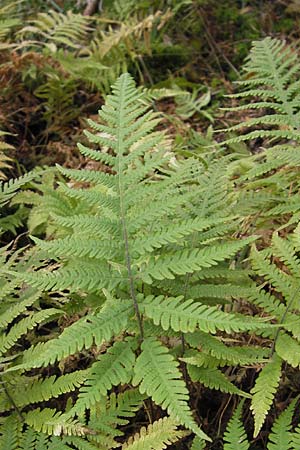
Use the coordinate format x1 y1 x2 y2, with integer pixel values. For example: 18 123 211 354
3 73 273 448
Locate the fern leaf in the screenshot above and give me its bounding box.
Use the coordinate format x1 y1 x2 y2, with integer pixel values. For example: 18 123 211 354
291 424 300 450
0 169 42 206
131 217 229 256
25 408 87 436
250 245 298 305
185 331 269 366
267 397 297 450
190 436 206 450
80 389 146 446
132 337 210 441
140 295 270 334
31 235 119 260
275 332 300 368
188 366 250 398
0 414 20 450
0 308 62 355
250 355 282 437
0 289 40 330
18 300 133 369
220 37 300 162
18 428 39 450
141 238 256 282
75 339 137 412
271 233 300 279
57 166 116 189
223 401 249 450
122 417 185 450
0 370 89 411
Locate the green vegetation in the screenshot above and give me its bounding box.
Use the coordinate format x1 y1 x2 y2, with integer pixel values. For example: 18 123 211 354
1 1 300 449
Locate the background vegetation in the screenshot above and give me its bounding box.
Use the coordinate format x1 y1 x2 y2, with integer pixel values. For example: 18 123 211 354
1 1 300 449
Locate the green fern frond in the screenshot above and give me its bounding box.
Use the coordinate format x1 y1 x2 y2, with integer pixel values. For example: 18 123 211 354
188 366 250 398
141 237 256 282
0 308 62 356
223 401 249 450
250 355 282 437
75 339 137 412
0 288 40 330
133 337 210 441
275 332 300 368
190 436 206 450
0 169 42 207
250 245 298 306
131 217 230 256
0 370 89 412
81 389 146 446
31 235 119 260
18 300 133 369
122 417 185 450
25 408 87 436
271 233 300 277
23 259 121 292
267 397 298 450
185 331 269 366
220 38 300 225
0 414 21 450
140 295 270 334
291 425 300 450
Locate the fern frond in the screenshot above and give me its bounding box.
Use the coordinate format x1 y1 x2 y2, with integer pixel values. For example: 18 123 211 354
0 370 89 411
291 424 300 450
23 259 121 292
267 397 298 450
31 235 119 260
82 389 146 446
18 300 133 369
141 237 256 282
0 288 40 330
0 169 42 207
75 338 137 412
190 436 206 450
131 217 229 256
25 408 87 436
0 308 62 355
223 401 249 450
250 245 298 305
250 355 282 437
0 414 21 450
275 332 300 368
185 331 269 366
140 295 270 334
122 417 185 450
220 37 300 175
188 366 251 398
133 337 210 441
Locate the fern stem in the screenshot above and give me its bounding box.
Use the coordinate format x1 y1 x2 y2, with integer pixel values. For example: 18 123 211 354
117 77 144 340
122 216 144 340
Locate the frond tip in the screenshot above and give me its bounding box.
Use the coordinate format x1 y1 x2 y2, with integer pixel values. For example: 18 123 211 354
223 401 249 450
